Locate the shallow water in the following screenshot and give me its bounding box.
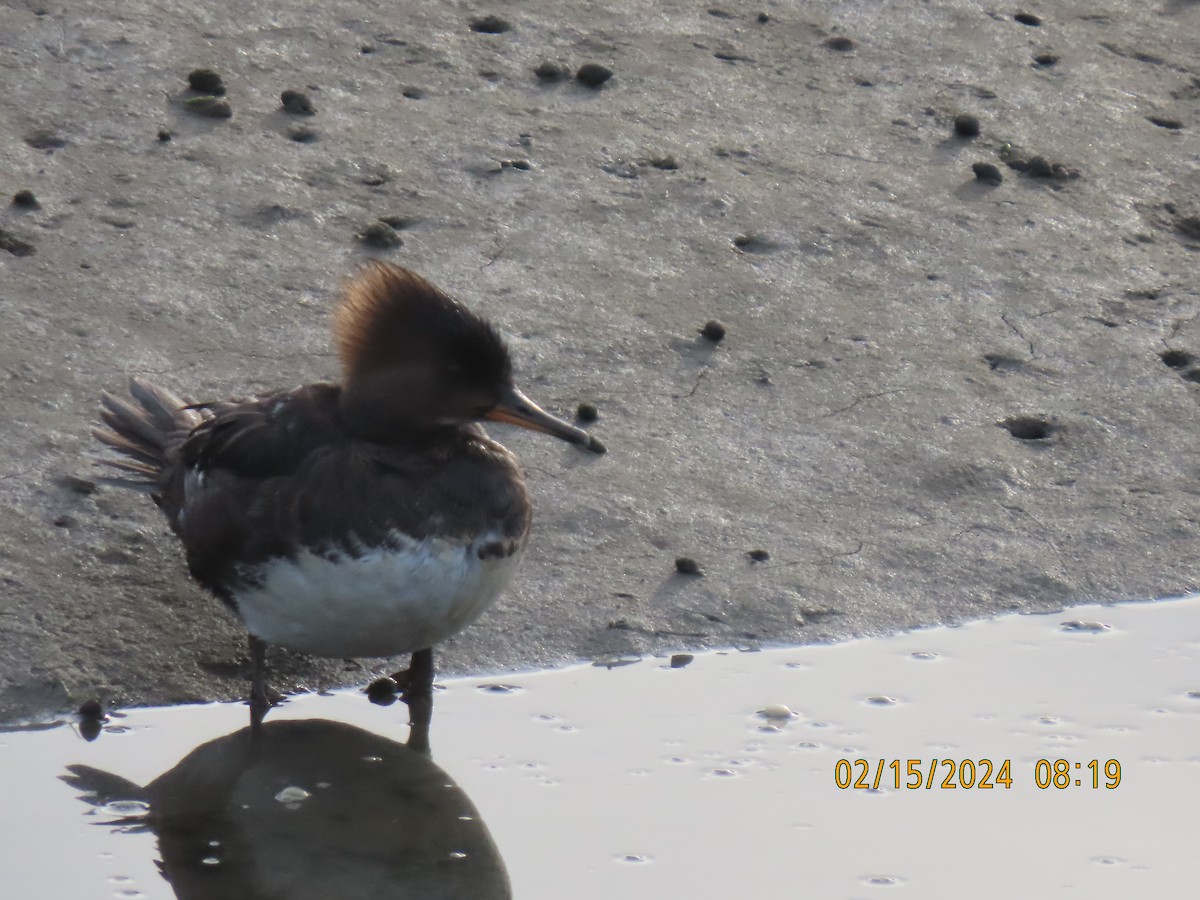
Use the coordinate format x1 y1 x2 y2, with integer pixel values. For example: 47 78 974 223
4 596 1198 898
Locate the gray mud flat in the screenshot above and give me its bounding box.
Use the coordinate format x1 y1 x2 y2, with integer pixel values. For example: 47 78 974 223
2 1 1200 718
4 596 1198 898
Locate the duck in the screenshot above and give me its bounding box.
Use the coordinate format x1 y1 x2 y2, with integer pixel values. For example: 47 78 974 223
94 261 604 736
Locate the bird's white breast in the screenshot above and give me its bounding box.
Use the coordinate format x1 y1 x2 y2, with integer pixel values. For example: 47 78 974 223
233 532 524 658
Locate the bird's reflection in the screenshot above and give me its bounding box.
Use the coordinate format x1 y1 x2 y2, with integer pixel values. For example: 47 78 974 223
62 719 511 900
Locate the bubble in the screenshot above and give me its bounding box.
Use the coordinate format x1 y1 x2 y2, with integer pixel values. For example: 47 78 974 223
1060 620 1111 633
274 786 311 804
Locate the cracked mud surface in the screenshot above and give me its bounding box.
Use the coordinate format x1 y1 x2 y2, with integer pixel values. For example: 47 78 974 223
2 0 1199 720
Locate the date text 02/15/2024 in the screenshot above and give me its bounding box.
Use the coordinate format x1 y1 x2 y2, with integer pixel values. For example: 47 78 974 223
833 758 1123 791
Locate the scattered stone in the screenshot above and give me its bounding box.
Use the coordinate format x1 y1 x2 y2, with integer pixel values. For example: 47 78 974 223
184 96 232 119
157 127 173 142
1000 415 1056 441
757 12 770 23
648 155 678 170
25 128 66 150
675 556 702 575
700 319 727 342
576 63 614 88
747 549 770 562
576 402 599 422
972 162 1003 184
360 44 376 54
365 677 398 705
11 189 38 208
1161 349 1194 369
1147 115 1183 130
670 653 695 669
0 227 35 257
280 89 315 115
953 114 981 138
469 15 510 34
56 474 97 495
361 173 388 187
535 60 570 81
1033 53 1059 67
377 215 414 229
1014 11 1042 26
1026 155 1055 177
401 87 425 99
187 68 226 95
287 125 318 143
824 36 855 52
1176 216 1200 240
359 221 402 248
499 158 532 170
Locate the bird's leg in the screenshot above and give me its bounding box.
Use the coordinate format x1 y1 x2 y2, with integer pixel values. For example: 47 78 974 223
248 635 278 731
397 648 434 752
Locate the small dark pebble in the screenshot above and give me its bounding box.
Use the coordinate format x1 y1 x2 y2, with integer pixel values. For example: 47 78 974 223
1014 11 1042 26
365 677 398 706
670 654 695 669
402 87 425 99
1177 217 1200 240
1161 349 1194 369
499 158 532 171
824 36 855 52
25 128 65 150
361 173 388 187
576 402 599 422
1026 156 1055 178
954 114 981 138
1000 415 1055 441
53 515 75 528
535 60 569 81
280 89 315 115
700 320 727 342
1147 116 1183 130
649 155 678 170
757 12 770 23
56 474 97 495
360 222 402 248
79 699 105 719
377 215 413 229
675 556 702 576
1005 158 1030 172
1033 53 1059 67
470 15 511 34
12 189 38 208
187 68 226 95
184 96 232 119
747 549 771 562
972 162 1003 184
0 228 35 257
361 44 376 54
287 125 318 143
157 127 173 142
576 63 614 88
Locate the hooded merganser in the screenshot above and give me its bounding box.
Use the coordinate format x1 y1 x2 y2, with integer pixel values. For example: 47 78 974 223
94 262 603 733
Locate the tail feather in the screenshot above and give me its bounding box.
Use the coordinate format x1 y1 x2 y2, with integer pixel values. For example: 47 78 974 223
93 378 205 490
